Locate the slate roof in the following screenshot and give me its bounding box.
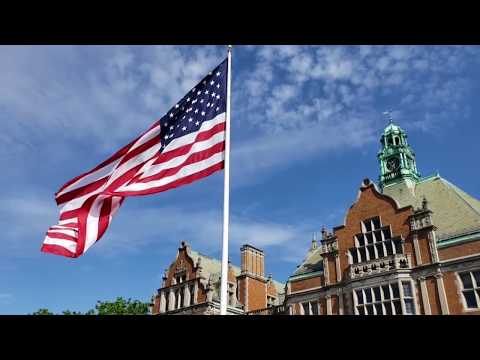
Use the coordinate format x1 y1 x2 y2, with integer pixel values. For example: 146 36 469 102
188 248 241 278
291 174 480 279
382 174 480 241
183 248 285 303
291 246 324 277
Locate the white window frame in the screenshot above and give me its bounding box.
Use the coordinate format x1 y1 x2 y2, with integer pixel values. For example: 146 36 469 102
457 270 480 311
353 279 417 315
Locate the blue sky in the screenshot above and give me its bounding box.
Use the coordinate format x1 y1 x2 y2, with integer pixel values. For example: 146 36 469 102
1 45 480 314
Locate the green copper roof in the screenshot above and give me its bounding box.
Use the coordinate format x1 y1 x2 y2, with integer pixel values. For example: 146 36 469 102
383 121 405 134
382 175 480 241
291 246 324 277
188 248 241 279
178 247 285 302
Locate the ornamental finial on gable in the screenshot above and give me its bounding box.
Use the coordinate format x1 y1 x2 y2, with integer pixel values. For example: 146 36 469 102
311 232 318 250
422 196 429 210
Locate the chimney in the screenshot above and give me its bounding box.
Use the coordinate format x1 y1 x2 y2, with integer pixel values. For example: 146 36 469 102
240 244 265 278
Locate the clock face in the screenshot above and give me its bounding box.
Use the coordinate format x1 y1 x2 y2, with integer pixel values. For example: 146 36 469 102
386 157 400 171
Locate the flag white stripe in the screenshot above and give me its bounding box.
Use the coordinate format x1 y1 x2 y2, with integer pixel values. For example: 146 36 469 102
138 131 225 180
117 151 224 192
84 195 107 252
58 144 161 213
162 112 225 153
56 126 160 197
129 125 161 152
48 228 78 237
103 144 162 188
109 196 123 223
59 218 78 225
56 159 121 197
44 237 77 253
58 114 225 213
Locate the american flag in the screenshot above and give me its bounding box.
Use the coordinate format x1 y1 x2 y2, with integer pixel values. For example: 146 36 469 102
42 58 228 258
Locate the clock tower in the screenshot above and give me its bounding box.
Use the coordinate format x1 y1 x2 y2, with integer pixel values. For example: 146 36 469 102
378 117 420 190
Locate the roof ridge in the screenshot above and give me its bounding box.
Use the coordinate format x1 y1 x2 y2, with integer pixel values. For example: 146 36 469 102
188 248 243 273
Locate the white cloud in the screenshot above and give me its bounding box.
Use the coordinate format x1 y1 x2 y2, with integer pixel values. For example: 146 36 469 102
94 203 310 259
0 45 223 157
0 187 314 265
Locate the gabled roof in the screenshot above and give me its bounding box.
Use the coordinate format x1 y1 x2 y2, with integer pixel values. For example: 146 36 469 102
291 246 324 277
382 175 480 240
177 247 285 302
188 248 241 279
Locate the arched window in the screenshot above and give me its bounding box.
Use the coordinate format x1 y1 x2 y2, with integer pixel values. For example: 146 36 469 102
394 137 399 145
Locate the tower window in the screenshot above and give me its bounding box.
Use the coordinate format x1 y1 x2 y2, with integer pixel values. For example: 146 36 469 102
394 137 399 145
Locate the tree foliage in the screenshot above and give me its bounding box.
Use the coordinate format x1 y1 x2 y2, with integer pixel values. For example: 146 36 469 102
31 308 54 315
94 297 149 315
30 297 150 315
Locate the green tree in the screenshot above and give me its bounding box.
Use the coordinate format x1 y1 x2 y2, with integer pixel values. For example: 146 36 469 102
61 310 83 315
93 297 149 315
30 297 150 315
31 308 54 315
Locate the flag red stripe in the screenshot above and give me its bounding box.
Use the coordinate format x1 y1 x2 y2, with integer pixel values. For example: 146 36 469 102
46 231 78 243
56 177 108 205
116 133 161 168
74 196 97 257
55 120 160 196
104 158 155 193
154 122 225 165
59 208 80 221
136 142 225 184
97 197 112 241
55 222 78 228
112 161 224 197
41 244 77 258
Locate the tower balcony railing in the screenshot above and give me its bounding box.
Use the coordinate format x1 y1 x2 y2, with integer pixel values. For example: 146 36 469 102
383 171 400 181
348 253 411 280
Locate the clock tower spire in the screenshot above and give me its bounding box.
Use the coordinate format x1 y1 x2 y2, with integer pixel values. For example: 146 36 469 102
378 114 420 190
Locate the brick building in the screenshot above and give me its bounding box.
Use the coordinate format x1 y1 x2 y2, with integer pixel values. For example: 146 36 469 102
151 119 480 315
151 242 285 315
285 120 480 315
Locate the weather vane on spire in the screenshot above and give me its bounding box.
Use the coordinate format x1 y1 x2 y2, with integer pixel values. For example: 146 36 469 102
383 110 394 124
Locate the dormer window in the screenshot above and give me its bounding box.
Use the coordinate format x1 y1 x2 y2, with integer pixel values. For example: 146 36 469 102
175 274 187 284
349 217 403 265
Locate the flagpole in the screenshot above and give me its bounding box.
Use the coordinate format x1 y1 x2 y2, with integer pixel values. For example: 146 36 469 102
220 45 232 315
